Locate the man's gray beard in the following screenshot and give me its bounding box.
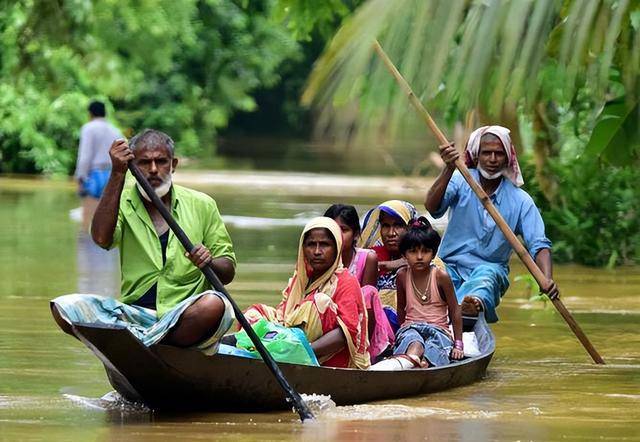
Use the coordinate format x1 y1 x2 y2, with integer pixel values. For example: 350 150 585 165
478 166 504 180
136 178 172 202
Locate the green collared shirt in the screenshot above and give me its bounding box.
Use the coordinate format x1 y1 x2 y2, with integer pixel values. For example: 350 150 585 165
107 184 236 317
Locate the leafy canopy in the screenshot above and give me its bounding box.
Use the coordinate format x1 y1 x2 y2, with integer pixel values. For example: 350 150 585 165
0 0 299 174
302 0 640 159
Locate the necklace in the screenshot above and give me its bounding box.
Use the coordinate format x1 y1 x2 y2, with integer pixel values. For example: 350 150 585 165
410 270 431 303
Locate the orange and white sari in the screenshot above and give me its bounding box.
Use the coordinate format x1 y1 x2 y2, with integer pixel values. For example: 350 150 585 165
244 217 370 369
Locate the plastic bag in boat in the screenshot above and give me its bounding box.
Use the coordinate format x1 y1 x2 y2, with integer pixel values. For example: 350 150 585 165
234 318 320 366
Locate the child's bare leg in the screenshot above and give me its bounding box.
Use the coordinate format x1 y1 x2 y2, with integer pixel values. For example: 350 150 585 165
405 341 428 367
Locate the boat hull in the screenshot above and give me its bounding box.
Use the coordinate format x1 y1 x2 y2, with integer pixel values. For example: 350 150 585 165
71 316 494 411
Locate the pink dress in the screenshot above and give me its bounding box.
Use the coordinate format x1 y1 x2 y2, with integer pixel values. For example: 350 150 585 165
348 248 395 360
348 248 370 282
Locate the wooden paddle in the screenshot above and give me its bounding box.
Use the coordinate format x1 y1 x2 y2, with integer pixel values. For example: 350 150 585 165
127 163 315 420
373 40 605 365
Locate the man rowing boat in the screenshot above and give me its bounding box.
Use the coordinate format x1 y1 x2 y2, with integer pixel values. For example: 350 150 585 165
52 129 236 352
425 125 559 323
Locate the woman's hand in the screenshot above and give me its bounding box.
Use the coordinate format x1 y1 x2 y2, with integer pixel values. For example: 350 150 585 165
378 258 407 272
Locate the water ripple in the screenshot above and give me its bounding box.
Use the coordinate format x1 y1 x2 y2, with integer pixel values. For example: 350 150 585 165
319 404 502 421
63 391 150 413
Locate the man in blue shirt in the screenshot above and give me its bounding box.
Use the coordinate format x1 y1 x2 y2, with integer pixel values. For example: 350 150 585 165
425 125 559 323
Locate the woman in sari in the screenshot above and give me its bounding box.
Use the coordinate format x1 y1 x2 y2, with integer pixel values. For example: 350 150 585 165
324 204 395 362
358 200 418 309
244 217 370 369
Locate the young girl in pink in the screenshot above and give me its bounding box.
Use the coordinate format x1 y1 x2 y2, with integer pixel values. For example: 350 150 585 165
373 218 463 369
324 204 394 361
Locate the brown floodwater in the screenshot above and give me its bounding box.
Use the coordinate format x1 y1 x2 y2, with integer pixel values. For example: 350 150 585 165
0 174 638 441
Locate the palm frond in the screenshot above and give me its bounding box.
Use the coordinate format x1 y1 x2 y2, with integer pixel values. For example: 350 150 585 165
303 0 639 149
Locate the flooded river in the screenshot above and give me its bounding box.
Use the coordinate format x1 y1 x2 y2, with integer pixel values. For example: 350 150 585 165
0 173 638 441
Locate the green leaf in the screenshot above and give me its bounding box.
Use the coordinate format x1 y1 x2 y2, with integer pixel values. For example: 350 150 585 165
583 98 640 166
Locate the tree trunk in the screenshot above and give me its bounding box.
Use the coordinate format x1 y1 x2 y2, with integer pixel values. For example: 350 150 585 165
499 101 523 155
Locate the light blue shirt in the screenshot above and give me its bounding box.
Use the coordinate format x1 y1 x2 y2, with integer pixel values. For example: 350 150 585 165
75 118 122 180
431 169 551 280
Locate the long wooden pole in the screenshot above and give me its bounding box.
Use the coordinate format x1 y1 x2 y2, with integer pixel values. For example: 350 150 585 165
128 163 315 420
373 40 605 364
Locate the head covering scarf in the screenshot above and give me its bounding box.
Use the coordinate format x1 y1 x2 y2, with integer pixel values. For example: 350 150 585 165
358 200 418 249
464 125 524 187
277 216 370 369
280 217 344 321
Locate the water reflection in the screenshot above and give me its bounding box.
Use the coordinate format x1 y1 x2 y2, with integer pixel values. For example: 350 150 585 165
76 232 119 297
300 417 501 442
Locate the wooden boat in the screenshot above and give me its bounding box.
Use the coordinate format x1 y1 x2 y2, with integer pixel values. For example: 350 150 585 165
70 316 494 411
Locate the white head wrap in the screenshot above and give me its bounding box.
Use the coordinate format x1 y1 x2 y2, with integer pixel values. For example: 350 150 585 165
464 125 524 187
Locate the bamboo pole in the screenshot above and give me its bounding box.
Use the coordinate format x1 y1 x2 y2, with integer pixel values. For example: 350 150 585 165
373 40 605 364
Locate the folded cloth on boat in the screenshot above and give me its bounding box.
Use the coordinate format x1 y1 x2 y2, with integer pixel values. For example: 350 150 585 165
51 291 234 355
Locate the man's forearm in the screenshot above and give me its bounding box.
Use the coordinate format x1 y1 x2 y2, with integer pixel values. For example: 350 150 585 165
74 146 89 180
534 248 560 298
425 166 455 213
91 171 126 247
535 248 553 279
210 257 235 285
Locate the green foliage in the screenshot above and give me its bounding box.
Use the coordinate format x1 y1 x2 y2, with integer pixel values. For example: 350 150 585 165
0 0 299 174
125 0 300 157
514 274 549 306
273 0 362 41
223 0 364 138
583 98 640 166
303 0 640 150
521 154 640 266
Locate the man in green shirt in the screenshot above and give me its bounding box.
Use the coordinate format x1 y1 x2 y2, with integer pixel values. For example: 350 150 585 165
52 129 236 349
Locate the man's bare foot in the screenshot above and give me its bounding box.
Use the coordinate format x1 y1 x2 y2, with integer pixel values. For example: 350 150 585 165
461 296 482 316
